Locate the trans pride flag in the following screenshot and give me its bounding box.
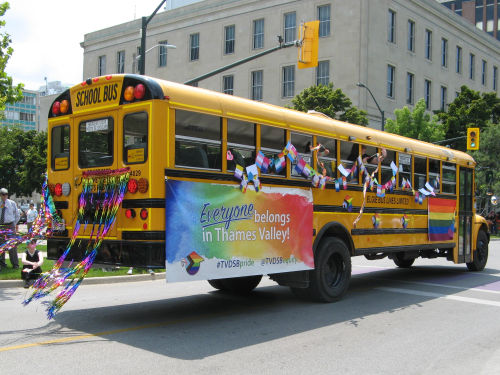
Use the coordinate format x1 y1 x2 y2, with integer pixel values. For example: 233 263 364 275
428 198 456 241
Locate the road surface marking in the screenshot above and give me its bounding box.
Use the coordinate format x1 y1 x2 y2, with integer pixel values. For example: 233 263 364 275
377 287 500 307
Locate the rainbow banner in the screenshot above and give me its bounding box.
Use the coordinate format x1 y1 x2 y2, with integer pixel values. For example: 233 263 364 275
165 180 314 282
428 197 456 241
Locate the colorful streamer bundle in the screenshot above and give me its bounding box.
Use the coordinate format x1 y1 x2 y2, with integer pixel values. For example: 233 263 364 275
23 167 130 319
0 174 62 256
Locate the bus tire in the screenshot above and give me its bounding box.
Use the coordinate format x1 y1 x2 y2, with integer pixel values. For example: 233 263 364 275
208 275 262 293
466 230 489 271
392 253 415 268
309 237 351 302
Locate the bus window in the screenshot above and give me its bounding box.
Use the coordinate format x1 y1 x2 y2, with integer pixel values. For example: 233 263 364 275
123 112 148 164
227 119 255 171
429 158 440 193
260 124 286 176
175 110 221 170
340 141 359 184
398 153 411 188
291 132 312 178
51 124 70 171
79 117 114 168
316 136 336 178
381 149 396 184
442 162 456 194
361 145 378 178
414 156 427 190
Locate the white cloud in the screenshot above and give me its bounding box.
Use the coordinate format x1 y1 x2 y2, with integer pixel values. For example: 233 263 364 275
5 0 163 90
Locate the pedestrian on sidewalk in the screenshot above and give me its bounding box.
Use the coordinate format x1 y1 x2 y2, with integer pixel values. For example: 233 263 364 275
21 239 43 288
26 203 37 233
0 187 20 271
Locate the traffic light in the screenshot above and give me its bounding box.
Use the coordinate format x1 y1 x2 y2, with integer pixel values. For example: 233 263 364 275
298 21 319 69
466 127 480 150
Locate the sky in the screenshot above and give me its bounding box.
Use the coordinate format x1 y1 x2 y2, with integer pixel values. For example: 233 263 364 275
4 0 168 90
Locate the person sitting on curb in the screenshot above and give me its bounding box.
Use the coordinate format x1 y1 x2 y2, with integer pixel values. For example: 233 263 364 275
21 239 43 288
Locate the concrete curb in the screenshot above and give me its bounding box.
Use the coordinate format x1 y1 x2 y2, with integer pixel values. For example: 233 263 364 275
0 272 165 289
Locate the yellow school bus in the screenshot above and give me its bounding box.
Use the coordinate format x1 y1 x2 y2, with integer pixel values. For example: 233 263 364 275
46 74 490 302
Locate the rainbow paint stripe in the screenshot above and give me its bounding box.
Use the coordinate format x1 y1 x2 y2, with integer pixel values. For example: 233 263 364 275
428 197 456 241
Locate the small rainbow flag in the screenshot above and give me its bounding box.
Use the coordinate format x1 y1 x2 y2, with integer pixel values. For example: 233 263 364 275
428 198 456 241
372 213 381 228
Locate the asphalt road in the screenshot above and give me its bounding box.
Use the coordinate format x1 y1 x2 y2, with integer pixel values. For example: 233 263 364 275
1 240 500 375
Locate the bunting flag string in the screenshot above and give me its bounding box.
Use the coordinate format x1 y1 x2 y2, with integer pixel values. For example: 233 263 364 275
23 167 130 319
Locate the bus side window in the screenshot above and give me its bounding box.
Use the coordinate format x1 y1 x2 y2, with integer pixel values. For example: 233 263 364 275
398 153 412 189
227 119 255 171
340 141 359 184
175 110 221 170
429 158 440 193
260 124 286 176
317 136 336 178
380 149 396 185
361 145 378 178
442 162 456 194
291 132 312 178
123 112 148 164
414 157 427 190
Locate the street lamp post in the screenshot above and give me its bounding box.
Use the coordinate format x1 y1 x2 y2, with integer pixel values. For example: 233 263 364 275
136 44 177 71
139 0 168 75
357 82 385 131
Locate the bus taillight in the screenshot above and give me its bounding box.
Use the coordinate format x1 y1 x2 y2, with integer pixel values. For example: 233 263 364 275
140 208 148 220
54 183 63 197
127 178 138 194
125 209 136 219
52 102 60 116
138 178 149 193
60 100 69 114
62 182 71 196
134 84 145 100
123 86 134 102
123 84 146 102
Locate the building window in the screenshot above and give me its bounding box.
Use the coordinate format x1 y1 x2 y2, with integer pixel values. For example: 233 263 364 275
456 46 462 74
424 79 431 110
318 4 331 37
441 38 448 68
387 65 395 98
224 25 235 54
482 59 487 85
158 41 168 67
282 65 295 98
406 72 414 104
251 70 263 101
284 12 296 43
253 19 264 49
98 55 106 76
316 61 330 86
440 86 447 111
493 66 498 91
223 75 234 95
388 9 396 43
407 20 415 52
470 53 475 80
425 29 432 60
117 51 125 74
190 33 199 61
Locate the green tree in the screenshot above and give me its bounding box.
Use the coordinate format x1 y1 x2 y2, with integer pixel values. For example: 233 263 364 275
0 2 23 112
0 127 47 195
384 98 446 143
290 83 368 126
436 86 500 150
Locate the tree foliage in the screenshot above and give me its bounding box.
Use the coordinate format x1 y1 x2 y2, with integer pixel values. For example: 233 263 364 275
290 83 368 126
384 99 446 143
0 126 47 195
0 2 23 112
436 85 500 150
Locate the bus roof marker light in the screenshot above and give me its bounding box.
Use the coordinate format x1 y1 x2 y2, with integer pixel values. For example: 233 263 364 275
134 84 146 100
124 86 135 102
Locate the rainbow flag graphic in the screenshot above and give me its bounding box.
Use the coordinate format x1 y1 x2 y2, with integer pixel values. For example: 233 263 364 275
343 195 353 212
372 213 381 228
185 251 204 275
428 198 456 241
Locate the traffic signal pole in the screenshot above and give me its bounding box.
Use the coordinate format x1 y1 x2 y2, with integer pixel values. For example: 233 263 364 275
184 38 297 86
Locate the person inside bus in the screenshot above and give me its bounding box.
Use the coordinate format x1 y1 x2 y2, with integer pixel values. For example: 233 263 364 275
361 145 387 165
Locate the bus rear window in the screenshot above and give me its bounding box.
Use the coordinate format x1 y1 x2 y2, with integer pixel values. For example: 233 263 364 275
51 125 70 171
79 117 114 168
123 112 148 164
